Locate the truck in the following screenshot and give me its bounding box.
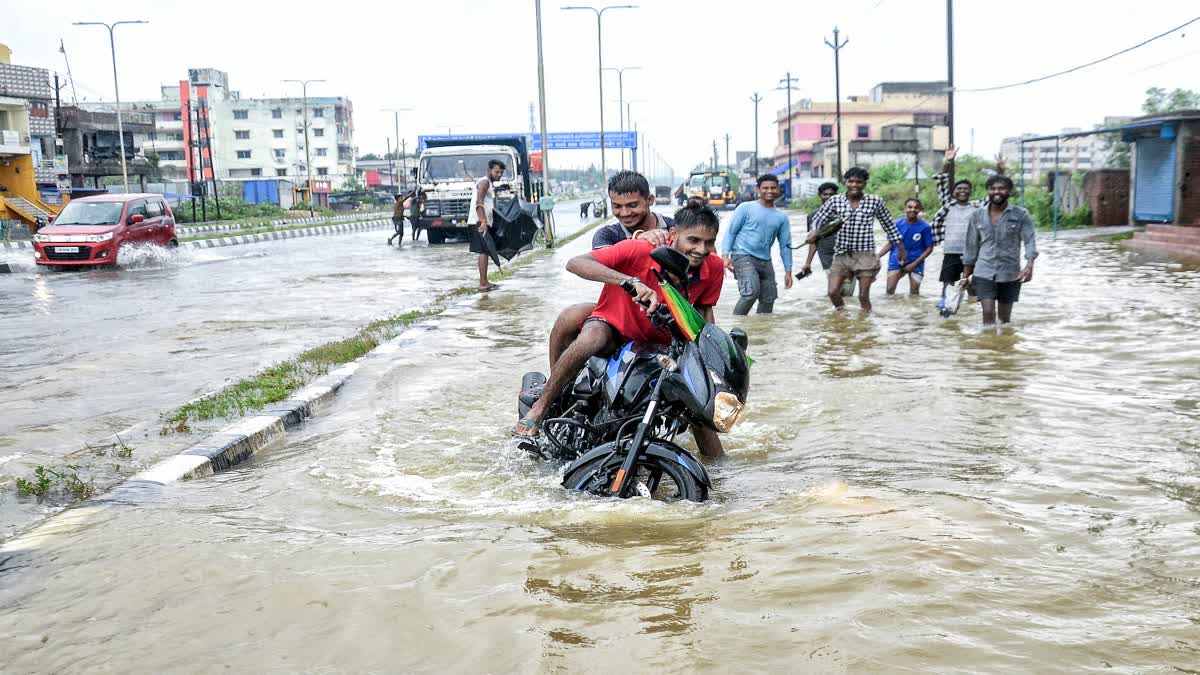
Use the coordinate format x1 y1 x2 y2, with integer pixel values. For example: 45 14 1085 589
684 171 739 210
414 136 531 244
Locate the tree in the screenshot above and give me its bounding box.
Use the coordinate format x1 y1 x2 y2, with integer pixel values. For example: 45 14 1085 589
358 153 381 161
338 176 364 192
1142 86 1200 114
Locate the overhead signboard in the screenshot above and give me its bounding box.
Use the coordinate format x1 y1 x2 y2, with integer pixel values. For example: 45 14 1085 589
418 132 637 152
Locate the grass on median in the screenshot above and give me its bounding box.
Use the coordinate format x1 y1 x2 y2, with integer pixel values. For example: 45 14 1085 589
163 216 608 429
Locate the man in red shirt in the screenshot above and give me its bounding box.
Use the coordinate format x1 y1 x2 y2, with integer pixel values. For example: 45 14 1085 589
514 202 725 456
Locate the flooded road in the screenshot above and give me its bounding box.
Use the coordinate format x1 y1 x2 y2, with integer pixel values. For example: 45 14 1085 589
2 213 1199 672
0 200 592 535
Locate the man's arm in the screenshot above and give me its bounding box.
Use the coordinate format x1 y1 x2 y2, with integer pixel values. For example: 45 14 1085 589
698 305 715 324
962 214 980 278
566 251 660 311
876 200 906 260
805 197 835 243
777 215 793 274
802 242 818 272
1019 209 1038 283
721 206 746 269
905 237 935 272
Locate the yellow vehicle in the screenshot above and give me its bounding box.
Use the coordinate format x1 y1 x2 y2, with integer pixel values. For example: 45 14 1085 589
685 171 738 210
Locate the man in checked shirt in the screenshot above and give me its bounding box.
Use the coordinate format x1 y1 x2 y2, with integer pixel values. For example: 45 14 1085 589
805 167 906 311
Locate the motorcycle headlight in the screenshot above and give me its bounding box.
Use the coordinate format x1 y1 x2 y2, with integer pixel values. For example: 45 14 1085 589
712 391 745 432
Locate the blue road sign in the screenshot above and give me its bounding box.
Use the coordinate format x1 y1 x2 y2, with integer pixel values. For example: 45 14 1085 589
417 132 637 152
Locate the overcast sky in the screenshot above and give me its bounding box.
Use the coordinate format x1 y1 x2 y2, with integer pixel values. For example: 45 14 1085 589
7 1 1198 175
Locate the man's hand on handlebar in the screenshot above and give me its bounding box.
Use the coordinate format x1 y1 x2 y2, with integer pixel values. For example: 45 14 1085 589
631 281 660 314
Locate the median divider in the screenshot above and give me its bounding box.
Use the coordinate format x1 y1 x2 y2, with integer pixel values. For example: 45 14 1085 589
183 218 391 248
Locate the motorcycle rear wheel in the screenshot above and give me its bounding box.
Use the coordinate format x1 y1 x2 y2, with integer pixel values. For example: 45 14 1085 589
563 454 707 503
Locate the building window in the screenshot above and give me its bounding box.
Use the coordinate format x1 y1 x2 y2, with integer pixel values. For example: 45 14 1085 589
233 109 249 120
273 129 284 138
315 148 328 157
237 150 252 159
313 128 325 137
782 129 790 145
312 108 325 118
272 108 282 119
316 167 328 176
856 125 870 139
336 124 345 135
277 169 288 176
273 149 286 159
173 111 182 121
250 168 262 176
159 151 182 161
820 124 833 139
234 130 250 140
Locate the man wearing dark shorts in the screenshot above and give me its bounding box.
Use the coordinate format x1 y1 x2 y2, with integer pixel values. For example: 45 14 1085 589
514 201 726 456
468 159 506 292
931 145 1005 301
389 193 407 245
963 174 1038 326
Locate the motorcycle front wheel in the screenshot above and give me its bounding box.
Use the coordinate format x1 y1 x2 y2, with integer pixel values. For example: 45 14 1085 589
563 454 707 503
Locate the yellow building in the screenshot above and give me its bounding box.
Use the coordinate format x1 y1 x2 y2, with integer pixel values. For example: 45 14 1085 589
773 81 949 179
0 43 62 235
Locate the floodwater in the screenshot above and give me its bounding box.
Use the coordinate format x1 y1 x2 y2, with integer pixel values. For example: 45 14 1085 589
2 213 1199 673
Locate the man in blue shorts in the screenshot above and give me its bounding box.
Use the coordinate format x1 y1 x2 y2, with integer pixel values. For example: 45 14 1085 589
879 198 934 295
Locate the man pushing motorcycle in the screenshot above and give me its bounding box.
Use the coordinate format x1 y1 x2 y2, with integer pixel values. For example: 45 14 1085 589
513 200 727 458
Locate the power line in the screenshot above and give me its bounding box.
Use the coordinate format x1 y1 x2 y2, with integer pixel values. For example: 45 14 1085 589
956 14 1200 93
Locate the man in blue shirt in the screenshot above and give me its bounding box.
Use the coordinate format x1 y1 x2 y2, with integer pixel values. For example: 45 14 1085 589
722 174 793 315
878 198 935 295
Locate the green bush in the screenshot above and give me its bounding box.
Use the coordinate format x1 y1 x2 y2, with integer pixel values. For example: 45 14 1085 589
175 196 288 223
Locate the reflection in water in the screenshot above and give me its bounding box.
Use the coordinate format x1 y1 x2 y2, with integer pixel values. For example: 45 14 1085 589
29 275 54 315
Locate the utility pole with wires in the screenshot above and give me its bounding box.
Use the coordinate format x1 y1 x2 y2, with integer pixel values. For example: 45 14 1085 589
946 0 955 150
57 39 79 105
724 133 730 172
712 139 718 171
825 27 849 180
284 78 325 216
777 73 800 198
750 93 762 177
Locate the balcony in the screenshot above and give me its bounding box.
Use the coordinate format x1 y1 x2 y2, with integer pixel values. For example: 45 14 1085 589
0 128 31 155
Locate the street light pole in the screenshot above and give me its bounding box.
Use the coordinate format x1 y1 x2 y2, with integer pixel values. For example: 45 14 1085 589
750 93 762 177
383 107 412 192
284 78 325 216
825 27 849 180
73 19 147 193
535 0 555 245
602 65 640 170
777 73 799 196
563 4 637 197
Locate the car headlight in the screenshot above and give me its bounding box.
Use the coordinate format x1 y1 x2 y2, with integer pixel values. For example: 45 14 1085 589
34 234 49 243
712 391 745 432
85 232 114 243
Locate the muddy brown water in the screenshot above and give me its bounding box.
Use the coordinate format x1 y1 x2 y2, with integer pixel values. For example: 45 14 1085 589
1 216 1199 673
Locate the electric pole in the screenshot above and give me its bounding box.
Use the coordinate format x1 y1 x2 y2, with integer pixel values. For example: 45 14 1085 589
946 0 955 150
825 27 848 180
712 139 718 171
777 73 800 193
750 93 762 176
724 133 730 172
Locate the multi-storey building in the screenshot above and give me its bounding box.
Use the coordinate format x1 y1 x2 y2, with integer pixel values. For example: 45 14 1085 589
774 81 949 179
0 43 66 229
999 118 1129 183
84 68 355 188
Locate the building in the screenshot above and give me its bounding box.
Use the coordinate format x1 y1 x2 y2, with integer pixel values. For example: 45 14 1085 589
82 68 355 194
0 43 65 231
1120 109 1200 257
774 81 949 179
58 106 155 189
998 117 1130 183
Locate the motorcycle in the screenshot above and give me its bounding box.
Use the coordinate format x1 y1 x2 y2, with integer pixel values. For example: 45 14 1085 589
517 247 751 503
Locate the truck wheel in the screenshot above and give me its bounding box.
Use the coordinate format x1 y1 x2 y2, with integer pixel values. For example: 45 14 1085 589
427 230 446 244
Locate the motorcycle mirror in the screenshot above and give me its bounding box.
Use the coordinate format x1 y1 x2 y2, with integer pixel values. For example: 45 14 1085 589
650 246 690 288
729 327 749 352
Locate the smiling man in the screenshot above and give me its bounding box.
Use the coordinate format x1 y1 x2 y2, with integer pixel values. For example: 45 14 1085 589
722 174 793 315
963 175 1038 326
806 166 906 311
514 200 724 447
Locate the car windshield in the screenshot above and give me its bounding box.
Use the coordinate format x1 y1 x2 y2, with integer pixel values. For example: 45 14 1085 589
688 176 707 188
421 154 515 182
708 176 729 190
53 201 125 225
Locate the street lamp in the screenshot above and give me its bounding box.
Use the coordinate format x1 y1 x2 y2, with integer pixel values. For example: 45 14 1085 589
562 4 636 197
283 78 325 216
73 19 147 193
382 107 412 193
776 73 800 196
602 65 640 170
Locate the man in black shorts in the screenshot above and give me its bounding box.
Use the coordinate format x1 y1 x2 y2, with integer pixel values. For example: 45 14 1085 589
963 175 1038 325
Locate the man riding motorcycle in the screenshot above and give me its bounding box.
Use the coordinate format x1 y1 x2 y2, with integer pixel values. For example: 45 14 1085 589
513 200 726 457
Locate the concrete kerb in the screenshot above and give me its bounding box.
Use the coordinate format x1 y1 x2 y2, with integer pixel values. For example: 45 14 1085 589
185 219 390 249
1 216 608 550
177 210 388 235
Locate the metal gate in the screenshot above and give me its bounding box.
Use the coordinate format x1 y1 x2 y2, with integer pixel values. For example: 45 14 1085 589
1133 137 1175 222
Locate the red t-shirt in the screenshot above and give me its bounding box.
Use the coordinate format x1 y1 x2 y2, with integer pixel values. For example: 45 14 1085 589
589 238 724 345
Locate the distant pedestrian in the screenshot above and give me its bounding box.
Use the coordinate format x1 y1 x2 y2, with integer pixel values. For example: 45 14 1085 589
963 175 1038 325
388 193 407 245
722 174 793 315
468 159 506 292
806 167 906 311
802 181 854 297
878 198 934 295
580 200 591 220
